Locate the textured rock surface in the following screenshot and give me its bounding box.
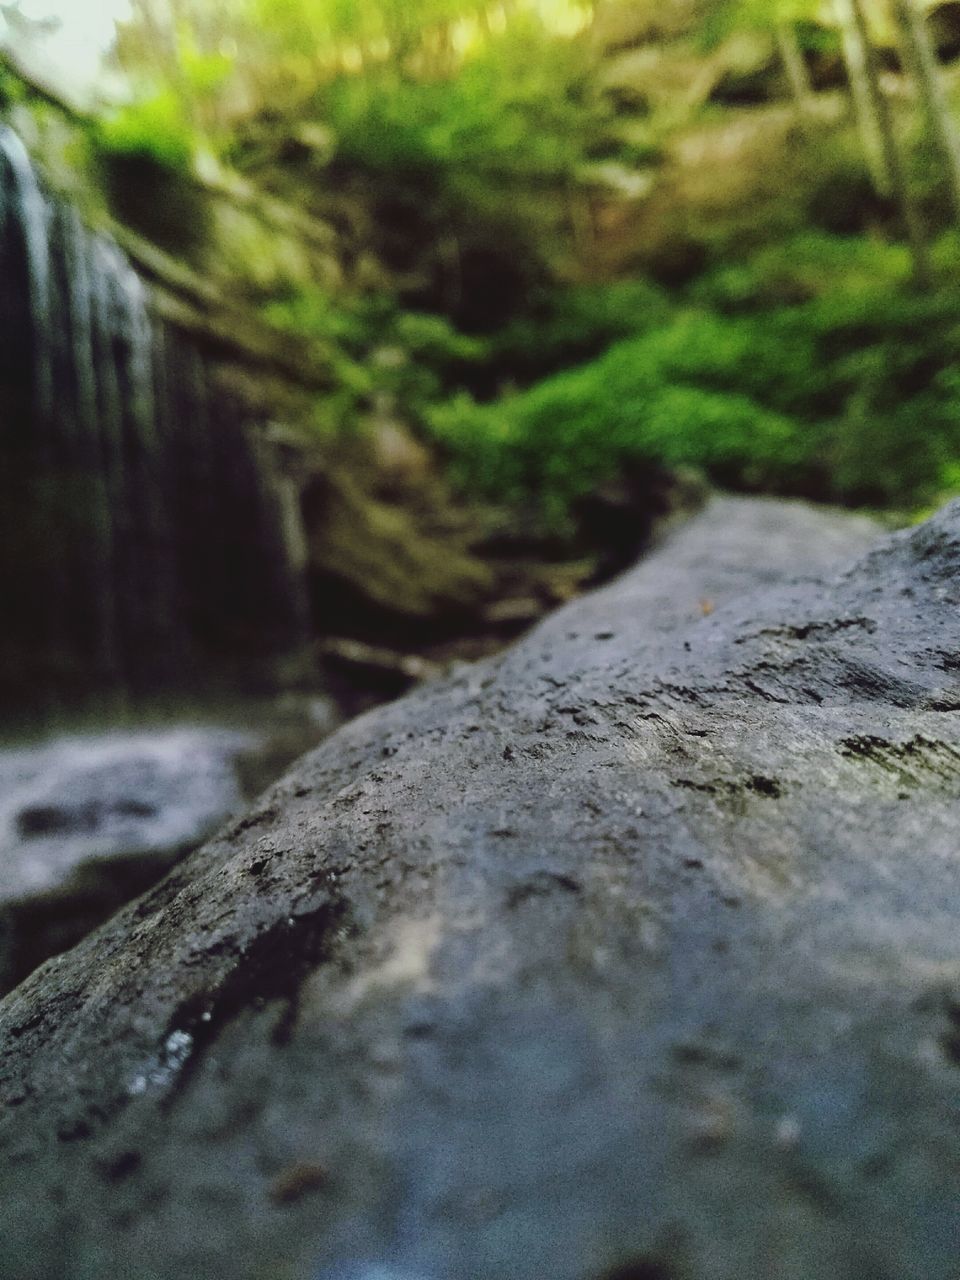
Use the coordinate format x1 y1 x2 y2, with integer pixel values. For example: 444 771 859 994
4 496 960 1280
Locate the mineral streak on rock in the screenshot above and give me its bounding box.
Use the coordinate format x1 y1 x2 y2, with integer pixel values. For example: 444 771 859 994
2 497 960 1280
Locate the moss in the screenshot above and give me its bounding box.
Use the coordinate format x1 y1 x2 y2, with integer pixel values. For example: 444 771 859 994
90 93 211 257
427 232 960 524
95 92 195 172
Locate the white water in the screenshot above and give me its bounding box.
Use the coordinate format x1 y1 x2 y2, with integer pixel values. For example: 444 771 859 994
0 126 53 417
0 126 306 703
0 726 257 899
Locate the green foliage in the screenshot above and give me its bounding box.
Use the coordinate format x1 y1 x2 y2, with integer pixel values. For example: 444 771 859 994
93 92 209 255
321 26 590 187
101 0 960 535
95 92 196 172
262 283 485 370
389 310 485 366
0 63 28 110
367 313 486 420
692 231 912 309
487 280 671 385
261 284 487 430
295 17 613 314
428 320 805 529
260 284 375 429
256 224 960 528
309 21 604 313
244 0 488 66
261 283 376 350
176 29 235 100
428 232 960 526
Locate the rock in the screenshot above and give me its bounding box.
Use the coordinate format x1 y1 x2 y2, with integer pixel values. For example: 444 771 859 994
0 726 250 997
5 496 960 1280
0 726 251 882
302 467 495 639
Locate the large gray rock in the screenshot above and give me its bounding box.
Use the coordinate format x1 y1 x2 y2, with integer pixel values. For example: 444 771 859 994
2 496 960 1280
0 728 255 898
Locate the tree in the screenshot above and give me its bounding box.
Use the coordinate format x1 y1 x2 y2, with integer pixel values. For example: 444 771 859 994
834 0 894 193
834 0 929 285
891 0 960 226
775 18 815 119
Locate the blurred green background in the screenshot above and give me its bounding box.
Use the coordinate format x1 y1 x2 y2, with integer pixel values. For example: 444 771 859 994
8 0 960 533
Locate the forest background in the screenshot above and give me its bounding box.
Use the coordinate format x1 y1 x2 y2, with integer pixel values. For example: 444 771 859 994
7 0 960 541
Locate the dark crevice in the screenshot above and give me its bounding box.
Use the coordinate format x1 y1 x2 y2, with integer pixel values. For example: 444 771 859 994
941 998 960 1067
747 774 782 797
783 1163 844 1214
838 735 960 784
671 775 782 800
227 806 280 838
507 871 582 909
735 616 877 645
156 897 352 1110
940 1032 960 1067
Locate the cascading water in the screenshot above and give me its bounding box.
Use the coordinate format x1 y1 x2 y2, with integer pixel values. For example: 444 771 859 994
0 126 307 713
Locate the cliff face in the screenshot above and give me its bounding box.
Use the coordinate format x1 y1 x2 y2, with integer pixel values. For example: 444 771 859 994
5 495 960 1280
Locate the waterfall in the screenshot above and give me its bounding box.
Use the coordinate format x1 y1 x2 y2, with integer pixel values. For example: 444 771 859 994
0 126 307 714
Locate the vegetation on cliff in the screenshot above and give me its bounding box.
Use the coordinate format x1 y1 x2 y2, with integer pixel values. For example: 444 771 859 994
10 0 960 536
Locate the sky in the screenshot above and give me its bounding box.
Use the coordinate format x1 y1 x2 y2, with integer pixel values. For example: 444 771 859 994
4 0 131 90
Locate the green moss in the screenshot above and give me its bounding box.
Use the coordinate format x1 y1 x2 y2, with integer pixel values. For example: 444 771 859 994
0 65 27 110
95 92 195 172
427 234 960 526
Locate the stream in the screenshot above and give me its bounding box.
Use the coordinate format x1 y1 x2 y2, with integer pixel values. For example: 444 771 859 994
0 693 340 995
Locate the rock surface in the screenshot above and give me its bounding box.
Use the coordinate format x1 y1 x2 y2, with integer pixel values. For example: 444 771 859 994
4 496 960 1280
0 728 254 898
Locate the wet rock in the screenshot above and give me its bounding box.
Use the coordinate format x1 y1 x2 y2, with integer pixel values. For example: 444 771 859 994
6 497 960 1280
0 728 251 997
